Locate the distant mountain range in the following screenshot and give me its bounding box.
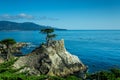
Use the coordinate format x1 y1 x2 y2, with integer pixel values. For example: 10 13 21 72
0 21 66 31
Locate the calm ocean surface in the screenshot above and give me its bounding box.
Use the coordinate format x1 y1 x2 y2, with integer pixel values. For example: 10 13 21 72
0 30 120 73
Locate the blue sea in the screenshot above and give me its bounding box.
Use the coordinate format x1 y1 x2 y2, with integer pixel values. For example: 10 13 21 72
0 30 120 73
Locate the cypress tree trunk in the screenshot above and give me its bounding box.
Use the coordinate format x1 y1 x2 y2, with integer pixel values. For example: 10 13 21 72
7 45 12 60
46 33 50 47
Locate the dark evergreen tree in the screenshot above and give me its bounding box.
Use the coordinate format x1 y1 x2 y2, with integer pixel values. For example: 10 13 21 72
40 28 56 46
0 38 16 60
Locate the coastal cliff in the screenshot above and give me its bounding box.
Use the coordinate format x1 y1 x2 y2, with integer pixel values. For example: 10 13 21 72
13 39 87 78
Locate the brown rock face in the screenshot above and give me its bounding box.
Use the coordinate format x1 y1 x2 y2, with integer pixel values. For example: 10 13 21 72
13 39 87 78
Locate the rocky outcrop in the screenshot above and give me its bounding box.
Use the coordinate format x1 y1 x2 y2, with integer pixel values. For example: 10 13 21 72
0 42 27 61
13 39 87 78
0 42 27 54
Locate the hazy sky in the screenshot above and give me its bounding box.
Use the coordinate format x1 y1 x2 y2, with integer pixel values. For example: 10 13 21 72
0 0 120 30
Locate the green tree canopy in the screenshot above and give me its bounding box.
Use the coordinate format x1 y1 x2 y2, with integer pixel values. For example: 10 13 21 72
0 38 16 47
40 28 56 46
41 28 54 34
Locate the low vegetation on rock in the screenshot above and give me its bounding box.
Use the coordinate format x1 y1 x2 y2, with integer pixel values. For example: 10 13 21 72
87 68 120 80
0 58 120 80
0 58 82 80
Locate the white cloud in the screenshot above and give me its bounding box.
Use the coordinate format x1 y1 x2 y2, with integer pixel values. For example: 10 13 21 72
0 14 13 20
0 13 59 21
17 13 34 19
0 13 34 20
18 13 26 17
39 16 59 21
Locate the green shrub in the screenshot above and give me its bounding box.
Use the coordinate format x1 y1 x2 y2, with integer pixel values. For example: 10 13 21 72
110 68 120 78
87 69 120 80
65 76 82 80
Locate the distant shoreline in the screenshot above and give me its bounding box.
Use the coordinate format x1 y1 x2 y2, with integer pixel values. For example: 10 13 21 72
0 29 120 32
0 29 67 31
68 29 120 31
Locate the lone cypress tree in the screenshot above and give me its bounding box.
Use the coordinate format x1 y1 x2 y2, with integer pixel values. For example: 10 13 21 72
40 28 56 46
0 38 16 60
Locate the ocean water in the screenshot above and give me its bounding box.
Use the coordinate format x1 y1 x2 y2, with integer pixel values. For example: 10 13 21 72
0 30 120 73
